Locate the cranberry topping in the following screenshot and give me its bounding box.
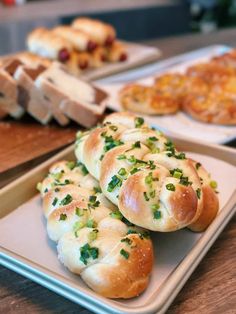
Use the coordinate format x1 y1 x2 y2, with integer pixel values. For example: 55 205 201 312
119 53 128 62
58 48 70 62
87 40 97 52
105 35 114 46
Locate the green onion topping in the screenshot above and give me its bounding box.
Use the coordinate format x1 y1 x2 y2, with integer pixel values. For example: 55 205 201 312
117 154 126 160
118 168 127 176
110 210 123 220
52 197 58 206
86 219 97 228
196 162 201 170
153 211 161 219
210 180 218 189
132 141 141 149
135 117 144 128
59 213 67 221
130 167 140 175
88 229 99 242
120 249 129 259
93 186 102 194
121 238 132 245
109 125 118 131
80 243 99 265
166 183 176 191
76 162 89 175
60 194 73 206
143 191 150 201
107 175 122 192
67 161 76 170
88 195 100 209
75 207 84 217
196 188 201 199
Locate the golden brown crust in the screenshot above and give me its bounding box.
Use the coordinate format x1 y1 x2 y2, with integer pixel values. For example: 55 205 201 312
182 90 236 125
81 234 153 298
27 27 73 61
106 41 128 63
119 84 179 115
90 47 107 68
189 185 219 232
169 185 197 223
72 17 116 46
53 26 96 52
188 159 219 232
39 155 154 299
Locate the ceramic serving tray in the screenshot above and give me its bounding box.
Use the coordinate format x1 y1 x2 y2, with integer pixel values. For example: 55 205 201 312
0 134 235 314
97 45 236 144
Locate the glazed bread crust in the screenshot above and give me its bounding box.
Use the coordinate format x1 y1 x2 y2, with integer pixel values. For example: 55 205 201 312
188 159 219 232
27 28 73 60
72 17 116 46
39 159 154 298
75 112 219 232
53 26 96 52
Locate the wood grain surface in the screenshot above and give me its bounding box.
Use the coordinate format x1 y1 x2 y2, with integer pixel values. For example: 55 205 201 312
0 116 77 174
0 28 236 314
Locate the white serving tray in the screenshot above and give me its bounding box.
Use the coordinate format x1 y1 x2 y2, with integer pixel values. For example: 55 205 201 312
97 45 236 144
0 136 235 314
0 41 161 82
82 41 161 81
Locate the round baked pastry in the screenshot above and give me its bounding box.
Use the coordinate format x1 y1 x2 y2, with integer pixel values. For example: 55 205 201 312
186 62 235 84
182 89 236 125
211 49 236 70
119 84 179 115
154 73 209 108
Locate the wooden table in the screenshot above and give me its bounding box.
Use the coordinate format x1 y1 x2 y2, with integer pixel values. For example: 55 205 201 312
0 28 236 313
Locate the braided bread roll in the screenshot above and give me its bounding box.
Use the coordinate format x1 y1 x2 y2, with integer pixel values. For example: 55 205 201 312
75 112 219 232
38 160 153 298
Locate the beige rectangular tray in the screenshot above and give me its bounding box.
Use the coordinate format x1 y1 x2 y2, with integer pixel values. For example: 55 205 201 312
0 135 236 314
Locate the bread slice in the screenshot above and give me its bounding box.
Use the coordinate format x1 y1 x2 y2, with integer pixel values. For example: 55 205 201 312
14 64 52 124
0 59 24 118
35 63 70 126
35 62 107 127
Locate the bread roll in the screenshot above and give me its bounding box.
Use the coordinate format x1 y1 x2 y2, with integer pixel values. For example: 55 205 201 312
27 27 73 62
72 18 116 46
53 26 97 52
76 112 219 232
188 159 219 231
38 158 153 298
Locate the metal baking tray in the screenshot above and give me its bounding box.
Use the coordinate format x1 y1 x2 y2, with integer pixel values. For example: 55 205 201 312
0 135 236 314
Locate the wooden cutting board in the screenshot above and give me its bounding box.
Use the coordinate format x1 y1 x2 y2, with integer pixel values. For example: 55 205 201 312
0 115 78 179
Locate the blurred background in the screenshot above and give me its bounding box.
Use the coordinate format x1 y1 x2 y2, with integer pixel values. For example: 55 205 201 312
0 0 236 55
